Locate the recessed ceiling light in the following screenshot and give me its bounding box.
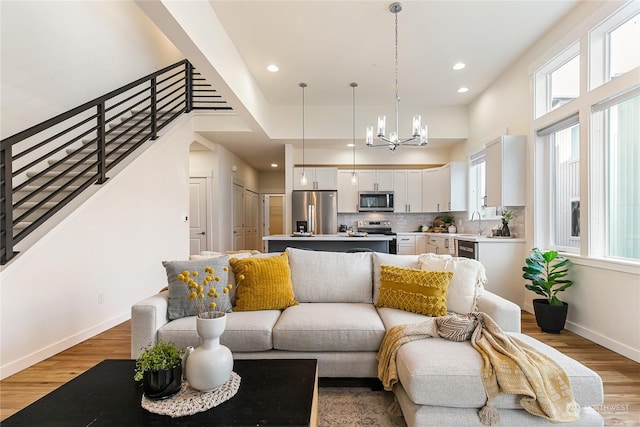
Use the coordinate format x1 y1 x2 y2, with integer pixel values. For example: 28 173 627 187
458 87 469 93
347 143 355 147
270 163 278 168
453 62 466 71
267 64 279 72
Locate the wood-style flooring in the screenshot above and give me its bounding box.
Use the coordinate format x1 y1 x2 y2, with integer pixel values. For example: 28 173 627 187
1 312 638 425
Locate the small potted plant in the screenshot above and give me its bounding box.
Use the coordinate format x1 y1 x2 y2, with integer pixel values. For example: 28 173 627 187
134 340 184 399
522 248 574 333
500 209 513 237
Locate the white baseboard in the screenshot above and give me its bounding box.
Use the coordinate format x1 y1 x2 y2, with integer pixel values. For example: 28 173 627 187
0 312 130 380
522 302 640 363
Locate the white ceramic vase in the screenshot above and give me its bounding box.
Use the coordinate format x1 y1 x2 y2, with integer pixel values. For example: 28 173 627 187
184 311 233 392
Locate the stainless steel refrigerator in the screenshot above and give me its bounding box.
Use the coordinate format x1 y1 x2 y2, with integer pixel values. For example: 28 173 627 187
291 190 337 234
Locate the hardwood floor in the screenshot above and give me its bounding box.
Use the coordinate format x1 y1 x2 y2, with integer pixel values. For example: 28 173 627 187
1 312 638 425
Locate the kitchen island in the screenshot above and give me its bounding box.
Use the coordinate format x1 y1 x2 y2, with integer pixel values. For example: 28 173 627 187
263 234 394 253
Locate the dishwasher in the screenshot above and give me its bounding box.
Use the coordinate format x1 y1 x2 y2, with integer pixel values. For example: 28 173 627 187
456 239 478 259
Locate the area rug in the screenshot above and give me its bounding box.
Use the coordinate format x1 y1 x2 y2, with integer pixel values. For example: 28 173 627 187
317 387 407 427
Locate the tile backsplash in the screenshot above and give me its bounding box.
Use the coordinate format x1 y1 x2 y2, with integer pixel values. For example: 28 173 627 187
338 206 525 237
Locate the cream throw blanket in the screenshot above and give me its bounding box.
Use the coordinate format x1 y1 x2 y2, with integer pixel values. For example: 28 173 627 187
377 313 580 425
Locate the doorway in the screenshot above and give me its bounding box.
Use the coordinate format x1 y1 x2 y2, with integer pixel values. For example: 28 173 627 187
262 194 285 252
189 177 209 255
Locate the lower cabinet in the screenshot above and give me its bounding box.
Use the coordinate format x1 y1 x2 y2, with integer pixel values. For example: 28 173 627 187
396 234 416 255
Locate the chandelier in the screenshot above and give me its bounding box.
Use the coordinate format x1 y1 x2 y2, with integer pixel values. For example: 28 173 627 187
366 2 428 151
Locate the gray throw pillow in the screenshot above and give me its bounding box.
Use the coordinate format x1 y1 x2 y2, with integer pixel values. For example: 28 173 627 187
163 256 232 320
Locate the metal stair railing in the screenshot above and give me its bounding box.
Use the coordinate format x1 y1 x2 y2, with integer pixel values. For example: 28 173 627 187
0 60 231 264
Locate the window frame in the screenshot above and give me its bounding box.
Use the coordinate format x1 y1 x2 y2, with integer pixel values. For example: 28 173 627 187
531 0 640 267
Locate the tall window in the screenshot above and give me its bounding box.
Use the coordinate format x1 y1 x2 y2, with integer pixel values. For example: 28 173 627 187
538 118 580 251
468 151 499 220
593 91 640 261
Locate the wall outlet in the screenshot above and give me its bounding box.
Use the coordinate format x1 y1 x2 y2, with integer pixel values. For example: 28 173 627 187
98 290 105 305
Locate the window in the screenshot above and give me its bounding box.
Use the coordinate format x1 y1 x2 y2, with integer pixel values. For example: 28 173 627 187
534 42 580 118
468 150 499 220
590 2 640 89
593 91 640 261
538 118 580 252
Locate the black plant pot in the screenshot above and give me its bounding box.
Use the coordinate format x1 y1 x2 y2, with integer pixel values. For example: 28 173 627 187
143 363 182 399
532 299 568 333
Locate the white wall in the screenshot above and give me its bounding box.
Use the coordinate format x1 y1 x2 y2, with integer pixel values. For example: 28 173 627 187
466 0 640 362
0 0 183 138
0 118 193 379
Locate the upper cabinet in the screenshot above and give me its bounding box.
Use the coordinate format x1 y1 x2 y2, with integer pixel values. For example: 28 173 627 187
393 170 422 213
485 135 526 207
293 167 338 190
422 162 467 212
441 162 467 212
358 170 394 191
337 170 358 212
421 168 443 212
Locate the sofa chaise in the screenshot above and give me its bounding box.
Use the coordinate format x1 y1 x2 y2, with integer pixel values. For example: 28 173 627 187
131 248 604 426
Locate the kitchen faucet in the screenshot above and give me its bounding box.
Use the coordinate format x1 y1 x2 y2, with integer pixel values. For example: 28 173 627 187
471 211 482 235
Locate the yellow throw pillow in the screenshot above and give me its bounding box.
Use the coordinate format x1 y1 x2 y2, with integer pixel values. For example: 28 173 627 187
375 265 453 317
229 253 299 311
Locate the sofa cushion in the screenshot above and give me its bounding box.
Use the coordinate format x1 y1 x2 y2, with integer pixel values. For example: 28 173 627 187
372 253 419 303
286 248 373 303
395 332 603 409
418 253 486 314
273 303 386 352
157 310 281 352
376 265 452 317
229 253 299 311
162 256 233 320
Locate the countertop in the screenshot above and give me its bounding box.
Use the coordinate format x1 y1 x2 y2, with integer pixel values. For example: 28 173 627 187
263 233 395 241
395 231 525 243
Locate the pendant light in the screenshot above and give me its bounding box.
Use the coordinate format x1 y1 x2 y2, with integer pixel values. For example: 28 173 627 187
299 82 308 186
350 82 358 185
365 2 428 151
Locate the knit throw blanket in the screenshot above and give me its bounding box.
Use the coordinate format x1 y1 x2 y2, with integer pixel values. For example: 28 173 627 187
377 312 580 425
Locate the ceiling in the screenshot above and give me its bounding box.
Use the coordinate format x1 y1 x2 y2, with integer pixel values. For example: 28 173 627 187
195 0 579 170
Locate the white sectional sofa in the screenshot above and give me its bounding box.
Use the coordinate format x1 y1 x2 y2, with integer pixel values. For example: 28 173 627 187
131 248 604 426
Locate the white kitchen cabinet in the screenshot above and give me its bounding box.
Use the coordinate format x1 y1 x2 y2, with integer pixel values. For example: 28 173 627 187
337 170 358 213
441 162 467 212
396 234 416 255
485 135 526 207
393 170 422 213
358 170 394 191
421 168 443 212
425 235 454 255
472 239 526 306
293 167 338 190
422 163 467 213
416 234 427 254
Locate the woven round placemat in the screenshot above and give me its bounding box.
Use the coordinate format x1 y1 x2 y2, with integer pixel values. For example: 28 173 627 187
141 372 241 418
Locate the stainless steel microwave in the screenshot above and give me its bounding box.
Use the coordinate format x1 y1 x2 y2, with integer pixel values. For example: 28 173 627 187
358 191 394 212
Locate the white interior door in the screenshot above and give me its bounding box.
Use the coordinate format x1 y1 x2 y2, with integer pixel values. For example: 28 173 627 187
189 177 207 255
233 183 245 250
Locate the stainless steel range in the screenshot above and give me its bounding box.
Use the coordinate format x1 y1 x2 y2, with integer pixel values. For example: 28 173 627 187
357 220 397 254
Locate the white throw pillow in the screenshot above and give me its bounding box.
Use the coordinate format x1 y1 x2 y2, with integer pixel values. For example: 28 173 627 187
286 248 373 303
418 253 486 314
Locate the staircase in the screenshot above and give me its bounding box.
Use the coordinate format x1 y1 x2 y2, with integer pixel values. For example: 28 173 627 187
1 60 230 264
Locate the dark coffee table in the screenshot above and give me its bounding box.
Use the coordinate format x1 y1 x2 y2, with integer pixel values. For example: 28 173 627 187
3 359 318 426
